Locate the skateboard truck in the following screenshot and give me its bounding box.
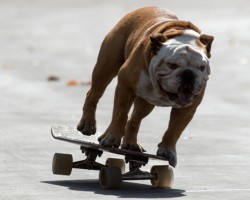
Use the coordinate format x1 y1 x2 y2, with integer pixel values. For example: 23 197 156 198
72 146 104 170
122 153 156 180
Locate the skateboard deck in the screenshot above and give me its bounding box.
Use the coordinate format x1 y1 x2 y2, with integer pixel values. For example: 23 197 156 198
51 124 168 161
51 124 173 189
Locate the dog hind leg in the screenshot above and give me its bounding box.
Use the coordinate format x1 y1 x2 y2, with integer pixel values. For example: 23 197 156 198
121 97 155 152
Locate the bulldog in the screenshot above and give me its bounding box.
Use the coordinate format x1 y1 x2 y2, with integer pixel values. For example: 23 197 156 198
77 7 214 167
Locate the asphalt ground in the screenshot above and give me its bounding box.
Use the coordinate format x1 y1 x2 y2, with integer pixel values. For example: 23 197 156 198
1 0 250 199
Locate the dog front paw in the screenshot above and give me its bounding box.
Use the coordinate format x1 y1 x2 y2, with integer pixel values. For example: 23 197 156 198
98 132 121 148
77 119 96 136
157 146 177 167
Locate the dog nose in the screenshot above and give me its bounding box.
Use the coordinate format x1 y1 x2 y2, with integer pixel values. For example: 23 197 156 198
180 69 196 92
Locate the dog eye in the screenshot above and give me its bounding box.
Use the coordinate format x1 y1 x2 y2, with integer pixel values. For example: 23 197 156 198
199 65 205 71
168 63 178 70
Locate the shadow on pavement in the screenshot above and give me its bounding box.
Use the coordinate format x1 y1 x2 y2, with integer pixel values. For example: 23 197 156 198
42 179 186 198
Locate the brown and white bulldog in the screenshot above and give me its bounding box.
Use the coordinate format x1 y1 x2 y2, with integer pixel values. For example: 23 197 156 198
77 7 214 167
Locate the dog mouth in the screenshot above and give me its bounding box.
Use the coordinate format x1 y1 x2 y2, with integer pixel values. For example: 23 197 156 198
167 92 179 101
166 91 197 106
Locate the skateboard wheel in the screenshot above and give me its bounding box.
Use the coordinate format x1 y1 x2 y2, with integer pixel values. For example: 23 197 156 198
52 153 73 175
99 167 122 189
150 165 174 188
106 158 125 174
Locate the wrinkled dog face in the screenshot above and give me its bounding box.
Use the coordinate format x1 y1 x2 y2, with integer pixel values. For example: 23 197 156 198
149 30 211 108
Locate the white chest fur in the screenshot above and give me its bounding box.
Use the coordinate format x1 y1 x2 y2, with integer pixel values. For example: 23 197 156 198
135 71 176 107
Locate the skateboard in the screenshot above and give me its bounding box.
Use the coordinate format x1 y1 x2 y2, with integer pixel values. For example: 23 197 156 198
51 124 174 189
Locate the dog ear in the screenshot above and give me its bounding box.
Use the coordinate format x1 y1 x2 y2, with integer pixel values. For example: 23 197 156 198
150 33 167 55
199 34 214 58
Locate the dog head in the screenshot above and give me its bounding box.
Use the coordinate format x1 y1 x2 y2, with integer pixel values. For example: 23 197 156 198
149 29 214 107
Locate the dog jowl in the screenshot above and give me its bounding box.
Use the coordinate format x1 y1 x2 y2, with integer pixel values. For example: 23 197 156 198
77 7 214 167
